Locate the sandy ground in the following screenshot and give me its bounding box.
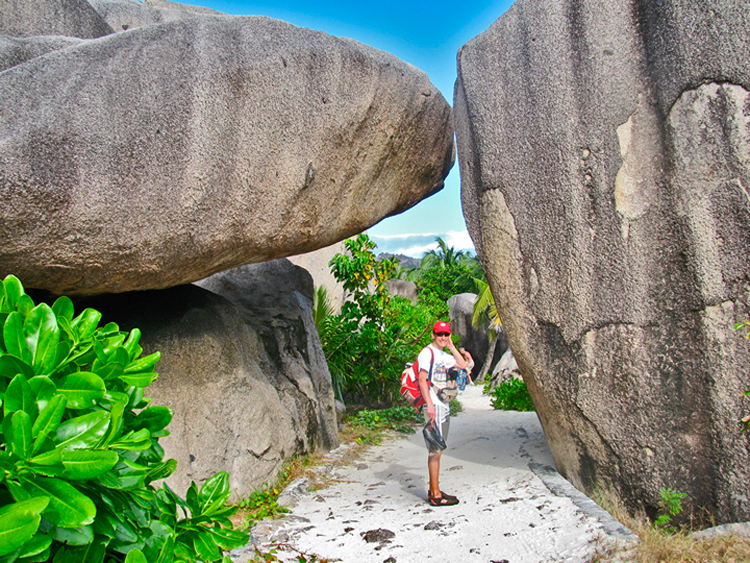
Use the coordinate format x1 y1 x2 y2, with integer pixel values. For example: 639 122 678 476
230 385 637 563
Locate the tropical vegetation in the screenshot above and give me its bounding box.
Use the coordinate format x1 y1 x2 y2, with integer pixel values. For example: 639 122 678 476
0 275 247 563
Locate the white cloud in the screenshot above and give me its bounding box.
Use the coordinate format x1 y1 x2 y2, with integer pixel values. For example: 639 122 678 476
369 230 476 258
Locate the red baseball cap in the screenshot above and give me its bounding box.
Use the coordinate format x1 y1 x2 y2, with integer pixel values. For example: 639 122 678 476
433 321 451 334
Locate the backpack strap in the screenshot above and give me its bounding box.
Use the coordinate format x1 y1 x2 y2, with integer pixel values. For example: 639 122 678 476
427 347 435 383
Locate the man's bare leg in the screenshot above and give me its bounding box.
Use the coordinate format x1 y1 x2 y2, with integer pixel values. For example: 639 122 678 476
428 451 442 497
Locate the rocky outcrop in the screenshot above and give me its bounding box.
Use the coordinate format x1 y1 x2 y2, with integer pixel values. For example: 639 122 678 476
0 0 114 38
448 292 507 378
489 348 520 389
447 293 487 370
289 241 348 314
385 279 419 304
0 8 453 296
89 0 223 32
79 259 338 499
0 35 82 72
455 0 750 523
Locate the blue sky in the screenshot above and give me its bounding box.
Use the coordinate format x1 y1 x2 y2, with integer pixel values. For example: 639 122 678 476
181 0 514 256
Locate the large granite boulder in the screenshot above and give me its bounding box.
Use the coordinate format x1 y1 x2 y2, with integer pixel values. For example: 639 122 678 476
89 0 223 32
78 259 338 499
0 11 453 296
447 293 488 370
0 35 82 72
455 0 750 523
0 0 114 38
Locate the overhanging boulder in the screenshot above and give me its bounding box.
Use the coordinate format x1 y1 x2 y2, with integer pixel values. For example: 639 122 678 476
0 14 453 295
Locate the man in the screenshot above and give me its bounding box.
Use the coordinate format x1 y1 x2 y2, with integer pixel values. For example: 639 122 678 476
417 321 471 506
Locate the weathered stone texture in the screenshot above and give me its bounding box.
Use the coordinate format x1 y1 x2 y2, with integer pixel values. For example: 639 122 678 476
0 13 453 295
0 0 114 38
455 0 750 523
79 259 338 499
89 0 224 33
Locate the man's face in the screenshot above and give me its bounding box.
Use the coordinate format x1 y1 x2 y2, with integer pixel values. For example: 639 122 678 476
434 331 451 345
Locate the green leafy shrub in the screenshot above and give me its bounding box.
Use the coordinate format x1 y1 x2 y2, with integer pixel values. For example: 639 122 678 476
347 406 418 433
238 490 289 528
0 275 248 562
488 378 535 411
320 234 432 406
654 488 687 533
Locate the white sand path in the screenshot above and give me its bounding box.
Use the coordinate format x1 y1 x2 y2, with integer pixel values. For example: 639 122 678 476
231 385 636 563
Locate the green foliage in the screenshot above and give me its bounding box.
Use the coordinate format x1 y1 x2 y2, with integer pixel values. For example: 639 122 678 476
347 406 418 434
488 378 535 411
654 488 686 533
0 275 248 562
449 399 463 417
238 490 289 527
320 234 432 406
312 286 334 335
733 321 750 432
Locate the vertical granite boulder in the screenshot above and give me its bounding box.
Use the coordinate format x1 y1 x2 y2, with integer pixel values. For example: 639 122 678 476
80 259 338 499
455 0 750 523
0 12 453 296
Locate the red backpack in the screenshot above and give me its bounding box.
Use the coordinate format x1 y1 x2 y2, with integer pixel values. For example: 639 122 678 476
400 347 434 411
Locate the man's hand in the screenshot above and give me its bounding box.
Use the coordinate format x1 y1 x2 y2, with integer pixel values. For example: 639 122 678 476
426 402 436 423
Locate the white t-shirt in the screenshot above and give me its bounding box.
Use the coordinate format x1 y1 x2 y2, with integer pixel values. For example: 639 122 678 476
417 344 456 390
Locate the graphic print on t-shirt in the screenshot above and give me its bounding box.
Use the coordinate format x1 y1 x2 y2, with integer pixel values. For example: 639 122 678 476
417 345 455 388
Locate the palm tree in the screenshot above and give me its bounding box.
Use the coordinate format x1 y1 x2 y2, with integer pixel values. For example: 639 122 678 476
312 285 334 334
421 236 468 270
472 278 502 382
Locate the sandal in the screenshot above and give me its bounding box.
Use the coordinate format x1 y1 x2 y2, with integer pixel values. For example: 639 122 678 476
440 491 458 502
428 492 459 506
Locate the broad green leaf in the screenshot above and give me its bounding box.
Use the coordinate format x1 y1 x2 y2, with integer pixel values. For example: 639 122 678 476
0 498 48 557
29 447 62 467
48 524 94 546
192 531 221 562
2 276 23 312
124 549 147 563
154 536 175 563
98 460 149 490
32 394 66 454
100 398 126 448
61 450 118 480
23 304 59 375
16 533 51 559
70 309 101 341
4 313 30 365
118 373 158 388
19 476 96 528
146 459 177 482
62 538 106 563
55 411 110 451
134 406 172 433
11 411 32 460
208 527 250 550
28 377 56 413
51 341 72 374
0 356 33 381
4 374 34 417
57 315 74 343
97 347 129 380
123 352 160 374
57 372 105 410
123 329 142 360
16 296 34 318
108 428 151 451
51 297 74 324
198 472 230 513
